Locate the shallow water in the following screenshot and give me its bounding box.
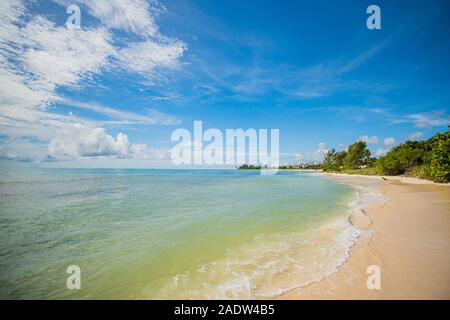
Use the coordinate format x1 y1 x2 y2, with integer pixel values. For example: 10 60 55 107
0 161 361 299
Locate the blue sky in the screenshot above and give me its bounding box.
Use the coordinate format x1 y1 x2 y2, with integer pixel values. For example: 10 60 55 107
0 0 449 166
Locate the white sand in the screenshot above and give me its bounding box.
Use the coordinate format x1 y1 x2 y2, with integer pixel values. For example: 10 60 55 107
279 174 450 299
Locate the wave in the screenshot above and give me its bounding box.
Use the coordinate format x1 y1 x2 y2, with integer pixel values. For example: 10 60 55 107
146 184 387 299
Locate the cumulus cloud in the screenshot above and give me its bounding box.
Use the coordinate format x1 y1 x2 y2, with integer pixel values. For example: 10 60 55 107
359 135 379 145
383 137 396 146
47 123 157 160
49 124 127 159
0 0 185 161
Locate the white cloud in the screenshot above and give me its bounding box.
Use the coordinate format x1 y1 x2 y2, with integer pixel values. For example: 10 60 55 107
0 138 48 161
406 112 450 128
0 11 116 143
22 18 115 92
54 0 159 37
407 132 423 140
48 124 128 159
374 137 396 157
0 2 116 112
47 123 155 160
0 0 186 161
0 0 25 43
338 40 389 73
359 135 379 145
379 109 449 129
58 98 180 125
383 137 396 146
50 0 185 78
293 142 329 162
117 40 185 74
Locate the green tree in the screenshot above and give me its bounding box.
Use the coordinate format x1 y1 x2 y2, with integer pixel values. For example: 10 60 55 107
323 149 337 171
343 141 371 169
335 150 347 168
422 132 450 182
321 131 449 183
323 149 347 171
376 141 426 176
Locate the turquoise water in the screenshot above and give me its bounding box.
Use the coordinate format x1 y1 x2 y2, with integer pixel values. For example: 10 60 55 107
0 161 358 299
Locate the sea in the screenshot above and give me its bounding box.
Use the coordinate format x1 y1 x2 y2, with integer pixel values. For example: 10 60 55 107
0 161 381 299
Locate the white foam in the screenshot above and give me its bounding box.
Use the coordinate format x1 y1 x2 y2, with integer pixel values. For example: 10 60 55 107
154 184 388 299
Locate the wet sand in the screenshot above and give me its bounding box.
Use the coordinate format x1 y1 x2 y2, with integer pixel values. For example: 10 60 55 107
280 174 450 299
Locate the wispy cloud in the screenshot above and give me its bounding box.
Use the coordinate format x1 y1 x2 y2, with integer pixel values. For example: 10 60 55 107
293 40 391 99
52 0 164 37
0 0 185 161
181 39 393 103
407 111 450 128
407 131 423 140
116 40 185 75
338 40 389 73
58 98 180 125
385 110 450 128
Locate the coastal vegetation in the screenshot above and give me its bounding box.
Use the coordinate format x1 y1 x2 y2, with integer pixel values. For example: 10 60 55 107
238 164 263 170
323 131 449 183
238 131 449 183
238 164 321 170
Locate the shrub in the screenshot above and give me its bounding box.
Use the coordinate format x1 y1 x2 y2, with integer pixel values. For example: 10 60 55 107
376 141 426 175
423 132 450 183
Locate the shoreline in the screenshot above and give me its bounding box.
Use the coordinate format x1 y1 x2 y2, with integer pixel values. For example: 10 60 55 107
278 173 450 299
315 171 450 186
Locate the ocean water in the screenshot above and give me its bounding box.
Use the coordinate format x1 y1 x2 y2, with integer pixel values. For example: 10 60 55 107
0 161 364 299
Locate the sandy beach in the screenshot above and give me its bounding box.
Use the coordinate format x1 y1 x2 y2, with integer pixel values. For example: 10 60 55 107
280 173 450 300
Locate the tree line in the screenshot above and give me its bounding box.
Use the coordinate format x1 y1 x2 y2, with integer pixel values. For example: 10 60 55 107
322 131 449 183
